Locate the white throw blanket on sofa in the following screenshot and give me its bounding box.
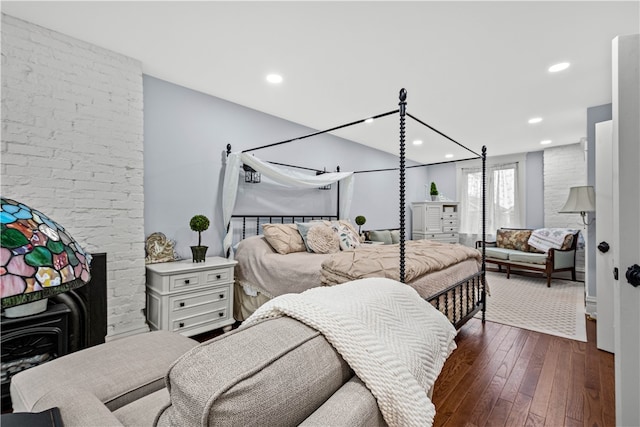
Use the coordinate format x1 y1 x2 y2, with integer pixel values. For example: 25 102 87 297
528 228 578 253
242 278 458 427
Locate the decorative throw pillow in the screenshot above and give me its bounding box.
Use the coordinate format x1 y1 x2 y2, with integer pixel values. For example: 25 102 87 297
390 229 401 244
332 222 361 251
337 220 361 242
306 224 340 254
496 229 532 252
561 234 575 250
296 221 329 252
262 223 306 255
368 230 392 245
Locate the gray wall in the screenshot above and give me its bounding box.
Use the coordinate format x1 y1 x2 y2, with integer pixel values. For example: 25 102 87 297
143 75 428 259
525 151 544 228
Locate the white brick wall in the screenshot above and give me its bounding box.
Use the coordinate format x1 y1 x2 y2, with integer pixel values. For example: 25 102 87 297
1 14 148 338
544 143 588 227
543 142 587 274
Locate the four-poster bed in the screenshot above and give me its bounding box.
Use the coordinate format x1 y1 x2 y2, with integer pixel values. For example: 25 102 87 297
222 89 487 330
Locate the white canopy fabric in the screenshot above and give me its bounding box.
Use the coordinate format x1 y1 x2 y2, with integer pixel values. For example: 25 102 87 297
222 152 355 257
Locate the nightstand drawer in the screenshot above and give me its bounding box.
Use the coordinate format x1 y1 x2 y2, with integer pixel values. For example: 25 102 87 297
170 287 229 313
170 272 201 292
171 306 229 333
203 267 233 285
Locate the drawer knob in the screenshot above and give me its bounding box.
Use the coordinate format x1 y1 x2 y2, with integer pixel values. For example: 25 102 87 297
184 279 190 284
219 294 224 299
216 274 221 280
179 322 184 328
179 302 185 307
218 312 224 317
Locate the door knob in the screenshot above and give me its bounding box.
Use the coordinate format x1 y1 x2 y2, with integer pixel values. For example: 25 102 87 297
625 264 640 287
597 241 610 253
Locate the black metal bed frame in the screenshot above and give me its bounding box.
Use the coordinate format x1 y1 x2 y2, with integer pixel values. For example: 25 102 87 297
226 89 487 329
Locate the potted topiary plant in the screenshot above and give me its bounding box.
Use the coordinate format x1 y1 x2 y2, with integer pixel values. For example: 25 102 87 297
355 215 367 234
189 214 210 263
430 182 439 201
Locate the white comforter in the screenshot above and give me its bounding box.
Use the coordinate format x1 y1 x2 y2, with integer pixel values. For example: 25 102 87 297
242 277 458 427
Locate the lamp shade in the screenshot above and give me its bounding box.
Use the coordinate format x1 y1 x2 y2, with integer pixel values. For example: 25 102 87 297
559 186 596 213
1 197 92 310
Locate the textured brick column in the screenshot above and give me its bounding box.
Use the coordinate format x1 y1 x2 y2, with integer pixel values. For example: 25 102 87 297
1 14 148 338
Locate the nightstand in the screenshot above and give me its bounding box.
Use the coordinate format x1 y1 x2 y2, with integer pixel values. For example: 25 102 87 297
145 257 237 337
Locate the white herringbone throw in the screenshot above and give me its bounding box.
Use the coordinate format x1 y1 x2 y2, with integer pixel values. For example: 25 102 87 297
242 278 458 427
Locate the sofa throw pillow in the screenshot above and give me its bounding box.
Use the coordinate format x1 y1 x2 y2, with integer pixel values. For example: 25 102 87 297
262 223 306 255
496 229 533 252
331 222 361 251
368 230 393 245
306 224 340 254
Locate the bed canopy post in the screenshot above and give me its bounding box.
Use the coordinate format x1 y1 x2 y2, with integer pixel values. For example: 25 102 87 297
398 88 407 284
481 145 487 322
336 166 341 219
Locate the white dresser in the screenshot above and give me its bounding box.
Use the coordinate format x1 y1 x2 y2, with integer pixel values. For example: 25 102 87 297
145 257 237 337
411 201 460 244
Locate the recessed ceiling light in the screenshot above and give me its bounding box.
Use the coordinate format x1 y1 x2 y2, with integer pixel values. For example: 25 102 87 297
528 117 543 124
413 140 423 146
266 74 283 84
445 154 454 159
540 140 552 145
548 62 570 73
365 118 374 124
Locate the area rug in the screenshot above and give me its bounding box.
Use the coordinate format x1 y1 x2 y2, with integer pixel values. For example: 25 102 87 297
477 271 587 342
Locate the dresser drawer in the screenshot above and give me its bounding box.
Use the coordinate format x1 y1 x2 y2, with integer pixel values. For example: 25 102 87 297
169 272 202 292
442 212 458 220
442 218 458 228
203 267 233 285
170 305 230 333
170 286 230 313
443 226 459 232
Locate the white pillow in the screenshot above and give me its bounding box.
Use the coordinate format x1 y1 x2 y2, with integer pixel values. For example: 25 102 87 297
331 222 361 251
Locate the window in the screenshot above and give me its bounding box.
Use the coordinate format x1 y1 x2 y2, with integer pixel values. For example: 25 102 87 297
458 162 522 237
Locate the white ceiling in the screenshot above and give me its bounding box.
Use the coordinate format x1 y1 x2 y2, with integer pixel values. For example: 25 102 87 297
2 1 639 163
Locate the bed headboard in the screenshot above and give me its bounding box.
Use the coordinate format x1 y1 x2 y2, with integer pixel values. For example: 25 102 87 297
229 214 338 246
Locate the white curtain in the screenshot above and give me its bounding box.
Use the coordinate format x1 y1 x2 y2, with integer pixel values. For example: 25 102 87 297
222 152 355 257
458 162 520 246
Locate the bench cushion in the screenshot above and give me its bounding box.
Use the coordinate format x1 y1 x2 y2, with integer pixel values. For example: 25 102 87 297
508 252 547 265
485 247 516 260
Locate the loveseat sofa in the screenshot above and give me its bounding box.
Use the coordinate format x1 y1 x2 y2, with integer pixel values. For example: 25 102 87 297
11 317 389 426
477 227 580 287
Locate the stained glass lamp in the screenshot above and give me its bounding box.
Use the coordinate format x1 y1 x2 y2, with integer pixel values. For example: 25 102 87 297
1 197 92 318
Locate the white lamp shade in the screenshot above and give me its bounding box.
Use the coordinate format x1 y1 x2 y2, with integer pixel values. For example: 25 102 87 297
559 186 596 213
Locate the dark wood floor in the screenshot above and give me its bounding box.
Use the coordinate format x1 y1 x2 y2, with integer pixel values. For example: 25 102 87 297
432 317 615 427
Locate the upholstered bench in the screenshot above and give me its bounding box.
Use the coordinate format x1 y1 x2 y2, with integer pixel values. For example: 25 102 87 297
477 228 580 287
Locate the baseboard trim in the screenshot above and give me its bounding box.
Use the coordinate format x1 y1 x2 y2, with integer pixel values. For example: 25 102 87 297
585 296 597 318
